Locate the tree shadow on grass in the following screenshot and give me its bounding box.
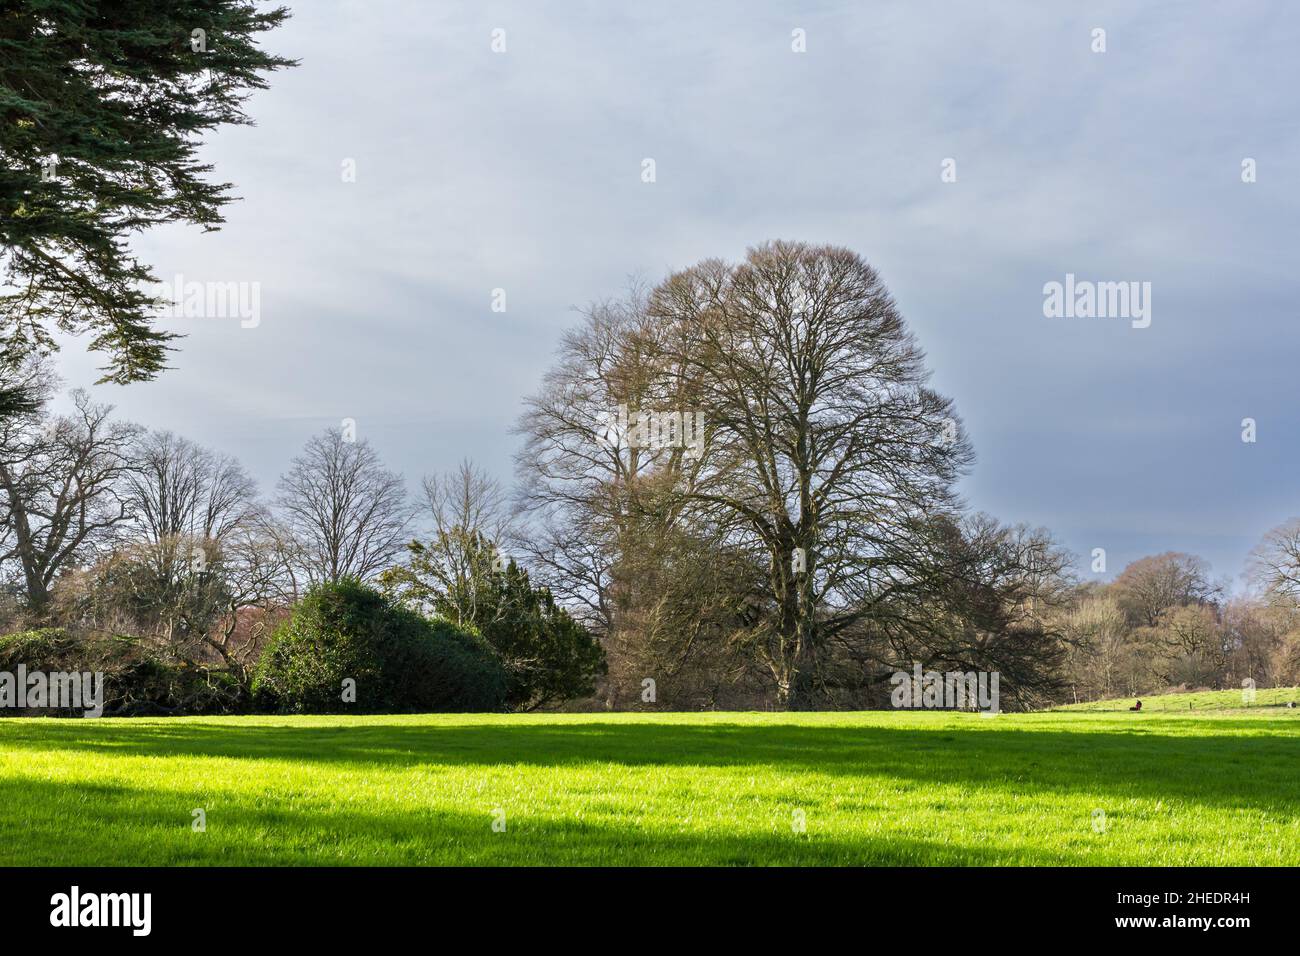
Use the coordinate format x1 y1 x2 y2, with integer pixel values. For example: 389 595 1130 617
0 775 1086 867
1 717 1297 820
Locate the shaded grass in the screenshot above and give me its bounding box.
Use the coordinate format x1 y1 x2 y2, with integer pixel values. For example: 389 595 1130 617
1 710 1296 866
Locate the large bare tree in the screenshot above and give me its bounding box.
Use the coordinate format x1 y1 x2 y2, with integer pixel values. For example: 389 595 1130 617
120 429 261 587
514 289 758 706
515 244 1082 709
514 287 684 631
274 428 411 585
0 389 138 614
647 241 974 707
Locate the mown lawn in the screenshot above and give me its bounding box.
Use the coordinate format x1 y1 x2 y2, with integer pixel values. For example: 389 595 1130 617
1 705 1297 866
1056 685 1300 713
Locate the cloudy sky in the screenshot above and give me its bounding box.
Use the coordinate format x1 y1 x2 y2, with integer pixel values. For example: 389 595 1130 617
50 0 1300 589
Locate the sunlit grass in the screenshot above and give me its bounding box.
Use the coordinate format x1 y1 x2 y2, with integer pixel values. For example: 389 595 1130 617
1 709 1296 866
1057 686 1300 713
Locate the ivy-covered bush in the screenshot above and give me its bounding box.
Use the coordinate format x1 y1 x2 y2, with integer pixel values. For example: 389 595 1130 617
0 627 242 716
251 579 507 714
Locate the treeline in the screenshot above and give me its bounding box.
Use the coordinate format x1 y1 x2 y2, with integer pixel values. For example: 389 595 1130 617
3 242 1299 714
0 368 604 714
1060 552 1300 702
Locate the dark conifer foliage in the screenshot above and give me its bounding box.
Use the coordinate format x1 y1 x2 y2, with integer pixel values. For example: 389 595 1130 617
0 1 295 382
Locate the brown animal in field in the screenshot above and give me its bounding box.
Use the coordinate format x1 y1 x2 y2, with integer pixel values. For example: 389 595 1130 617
1128 700 1142 711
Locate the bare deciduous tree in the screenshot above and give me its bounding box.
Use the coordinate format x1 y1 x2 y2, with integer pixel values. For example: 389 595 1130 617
514 287 672 632
121 429 261 587
274 428 411 585
384 459 514 627
1110 552 1220 628
126 430 259 545
1250 519 1300 606
1061 595 1128 700
648 241 974 707
425 459 512 548
0 389 138 614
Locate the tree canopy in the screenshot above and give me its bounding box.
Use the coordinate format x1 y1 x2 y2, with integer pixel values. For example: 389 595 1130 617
0 0 295 382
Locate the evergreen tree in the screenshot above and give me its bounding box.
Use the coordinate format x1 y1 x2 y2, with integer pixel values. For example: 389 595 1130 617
383 531 607 711
0 1 295 382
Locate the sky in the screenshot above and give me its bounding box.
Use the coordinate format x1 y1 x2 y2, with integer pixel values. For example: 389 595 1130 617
48 0 1300 591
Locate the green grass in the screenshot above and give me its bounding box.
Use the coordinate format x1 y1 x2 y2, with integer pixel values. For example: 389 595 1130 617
1056 685 1300 713
1 707 1297 866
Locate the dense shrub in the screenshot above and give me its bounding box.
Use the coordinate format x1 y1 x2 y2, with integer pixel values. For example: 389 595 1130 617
252 579 507 713
0 627 243 716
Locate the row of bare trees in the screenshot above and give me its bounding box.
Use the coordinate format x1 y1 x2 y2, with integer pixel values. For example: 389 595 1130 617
1061 551 1300 701
0 359 603 709
0 368 421 684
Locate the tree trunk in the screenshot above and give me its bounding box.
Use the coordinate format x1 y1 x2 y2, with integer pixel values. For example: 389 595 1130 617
785 638 818 710
773 539 820 710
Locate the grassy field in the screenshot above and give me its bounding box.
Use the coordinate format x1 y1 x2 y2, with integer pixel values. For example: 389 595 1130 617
1 700 1297 866
1056 685 1300 713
